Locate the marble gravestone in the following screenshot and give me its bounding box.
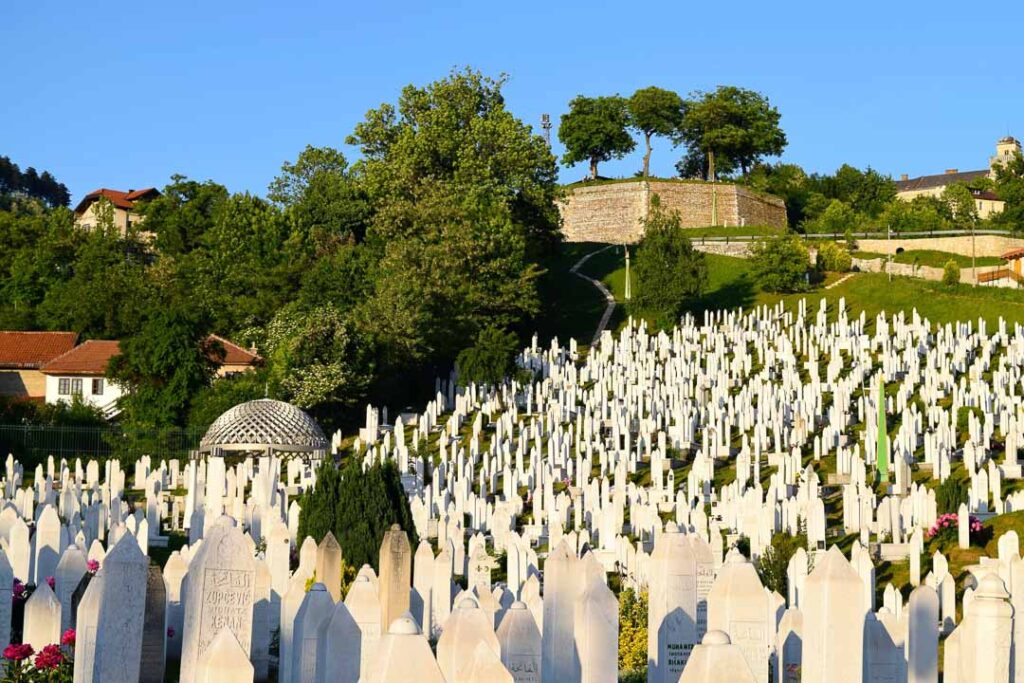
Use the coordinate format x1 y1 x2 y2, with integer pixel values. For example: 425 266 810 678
495 601 541 683
378 525 412 630
179 518 257 683
72 533 149 683
139 565 168 683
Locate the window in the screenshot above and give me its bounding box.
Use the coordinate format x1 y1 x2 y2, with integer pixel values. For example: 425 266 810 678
92 378 104 395
58 378 70 395
71 378 82 396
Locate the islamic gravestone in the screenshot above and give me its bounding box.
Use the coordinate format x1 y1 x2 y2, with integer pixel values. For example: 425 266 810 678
378 525 411 629
179 519 257 683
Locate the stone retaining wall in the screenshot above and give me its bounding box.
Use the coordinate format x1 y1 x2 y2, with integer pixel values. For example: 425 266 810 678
855 234 1024 258
559 180 787 244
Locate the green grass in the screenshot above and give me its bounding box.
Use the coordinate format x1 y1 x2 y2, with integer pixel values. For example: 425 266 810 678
685 225 785 238
535 242 611 346
853 249 1004 269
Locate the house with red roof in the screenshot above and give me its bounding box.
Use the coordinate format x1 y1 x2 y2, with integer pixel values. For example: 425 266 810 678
73 187 160 236
34 334 262 418
0 331 80 400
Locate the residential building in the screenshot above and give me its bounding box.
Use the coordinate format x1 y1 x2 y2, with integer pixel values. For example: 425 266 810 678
41 340 123 417
73 187 160 235
207 334 263 377
0 331 79 400
895 137 1020 220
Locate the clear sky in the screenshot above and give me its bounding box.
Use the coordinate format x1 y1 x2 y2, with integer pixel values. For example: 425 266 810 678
4 0 1023 204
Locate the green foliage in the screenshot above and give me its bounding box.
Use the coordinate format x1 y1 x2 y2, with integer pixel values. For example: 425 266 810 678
456 326 520 387
187 370 268 429
749 237 810 293
297 459 419 571
992 151 1024 230
936 476 968 514
941 183 979 228
349 68 560 374
559 95 636 179
815 240 852 272
755 532 807 596
108 302 218 431
142 175 228 255
675 86 786 179
628 87 684 177
0 155 70 208
617 588 648 678
630 203 708 328
942 259 961 287
805 199 857 235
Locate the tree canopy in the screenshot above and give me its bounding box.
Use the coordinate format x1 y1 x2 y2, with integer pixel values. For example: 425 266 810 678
675 86 786 180
559 95 636 179
628 87 684 178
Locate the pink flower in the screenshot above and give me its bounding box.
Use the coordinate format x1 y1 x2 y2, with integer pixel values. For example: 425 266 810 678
3 643 34 661
45 576 55 590
86 560 99 574
166 627 175 639
33 644 63 670
61 629 75 647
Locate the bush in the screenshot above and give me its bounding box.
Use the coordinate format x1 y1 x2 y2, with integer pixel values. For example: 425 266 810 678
630 201 708 328
618 588 647 679
936 476 968 514
456 326 520 387
749 236 810 293
815 240 852 273
754 532 808 596
942 260 961 287
297 459 419 571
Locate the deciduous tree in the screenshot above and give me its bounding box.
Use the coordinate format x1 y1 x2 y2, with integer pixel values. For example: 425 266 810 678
559 95 635 179
628 87 683 178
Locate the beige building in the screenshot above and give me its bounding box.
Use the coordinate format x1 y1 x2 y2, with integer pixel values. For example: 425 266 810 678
73 187 160 235
895 137 1020 219
0 331 79 400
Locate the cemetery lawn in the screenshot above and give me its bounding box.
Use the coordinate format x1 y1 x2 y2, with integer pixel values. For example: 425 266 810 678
536 242 612 346
852 249 1004 269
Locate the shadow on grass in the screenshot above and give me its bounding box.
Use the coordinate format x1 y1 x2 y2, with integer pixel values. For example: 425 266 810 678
683 273 758 316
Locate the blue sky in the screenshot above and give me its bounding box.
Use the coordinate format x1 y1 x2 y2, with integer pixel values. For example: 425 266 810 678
4 1 1023 204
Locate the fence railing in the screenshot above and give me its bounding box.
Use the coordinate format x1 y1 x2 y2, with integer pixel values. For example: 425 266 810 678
0 423 207 468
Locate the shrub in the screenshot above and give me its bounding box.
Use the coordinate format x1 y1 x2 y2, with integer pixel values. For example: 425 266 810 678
456 326 520 387
630 201 708 328
618 588 648 679
749 236 810 293
926 512 982 545
815 240 852 273
942 260 960 287
754 532 808 596
936 476 968 514
298 459 419 571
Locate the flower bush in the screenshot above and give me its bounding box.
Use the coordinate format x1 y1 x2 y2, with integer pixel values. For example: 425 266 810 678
85 560 99 575
1 629 76 682
926 512 983 545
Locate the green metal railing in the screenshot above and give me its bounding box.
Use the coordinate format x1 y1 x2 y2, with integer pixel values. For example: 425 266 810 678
0 423 207 467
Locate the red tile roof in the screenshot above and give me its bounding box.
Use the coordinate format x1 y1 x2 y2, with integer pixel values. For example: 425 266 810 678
74 188 159 214
206 334 263 366
1002 248 1024 261
0 332 79 369
41 340 121 376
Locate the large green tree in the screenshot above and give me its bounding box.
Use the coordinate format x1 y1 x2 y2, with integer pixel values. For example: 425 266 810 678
628 87 683 178
559 95 635 179
676 86 786 180
347 69 560 374
749 236 810 293
630 201 708 327
993 151 1024 230
142 175 228 255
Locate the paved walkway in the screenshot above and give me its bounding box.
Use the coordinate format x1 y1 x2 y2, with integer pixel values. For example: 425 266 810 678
825 272 857 290
570 245 618 346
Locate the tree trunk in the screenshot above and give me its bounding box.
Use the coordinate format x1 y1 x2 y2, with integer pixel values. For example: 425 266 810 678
643 133 652 178
590 157 599 180
707 149 716 182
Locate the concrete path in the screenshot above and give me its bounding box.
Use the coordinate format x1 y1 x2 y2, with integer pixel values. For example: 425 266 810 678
825 272 857 290
570 245 618 346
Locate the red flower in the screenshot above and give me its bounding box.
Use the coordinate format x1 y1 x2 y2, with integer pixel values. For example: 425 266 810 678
3 643 34 661
166 627 175 639
61 629 76 647
45 576 55 590
86 560 99 573
33 644 64 670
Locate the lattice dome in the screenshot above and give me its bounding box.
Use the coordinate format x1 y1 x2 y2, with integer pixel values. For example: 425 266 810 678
199 399 328 453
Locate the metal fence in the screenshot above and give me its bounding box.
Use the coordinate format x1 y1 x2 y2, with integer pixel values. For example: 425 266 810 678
0 423 207 467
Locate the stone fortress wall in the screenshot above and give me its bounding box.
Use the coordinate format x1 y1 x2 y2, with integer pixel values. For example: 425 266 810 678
558 179 788 244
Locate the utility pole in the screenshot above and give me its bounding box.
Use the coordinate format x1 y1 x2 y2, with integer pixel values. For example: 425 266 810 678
541 114 552 147
887 223 892 282
972 219 977 286
624 246 632 301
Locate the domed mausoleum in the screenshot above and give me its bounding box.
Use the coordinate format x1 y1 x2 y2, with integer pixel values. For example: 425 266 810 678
198 399 328 458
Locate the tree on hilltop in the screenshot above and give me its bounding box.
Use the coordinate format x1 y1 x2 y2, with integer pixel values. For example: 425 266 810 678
628 87 684 178
559 95 635 179
675 86 786 180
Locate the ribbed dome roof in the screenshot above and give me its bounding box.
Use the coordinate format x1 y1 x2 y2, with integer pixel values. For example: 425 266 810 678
200 399 327 452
